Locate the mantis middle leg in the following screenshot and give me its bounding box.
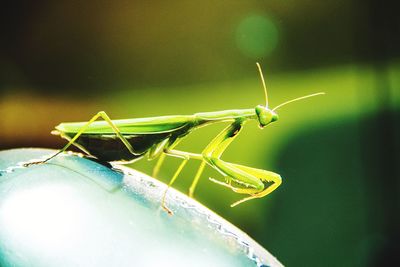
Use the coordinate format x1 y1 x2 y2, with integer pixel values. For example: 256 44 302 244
164 149 207 198
160 149 203 214
202 120 282 207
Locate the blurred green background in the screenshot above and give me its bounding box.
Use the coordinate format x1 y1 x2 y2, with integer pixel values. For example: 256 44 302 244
1 1 399 266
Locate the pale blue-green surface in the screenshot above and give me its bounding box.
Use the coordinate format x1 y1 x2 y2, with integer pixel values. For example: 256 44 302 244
0 148 282 267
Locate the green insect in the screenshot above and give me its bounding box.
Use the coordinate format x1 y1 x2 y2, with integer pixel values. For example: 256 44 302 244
33 63 324 214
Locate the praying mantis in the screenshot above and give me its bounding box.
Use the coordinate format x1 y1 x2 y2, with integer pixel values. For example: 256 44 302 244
31 63 324 214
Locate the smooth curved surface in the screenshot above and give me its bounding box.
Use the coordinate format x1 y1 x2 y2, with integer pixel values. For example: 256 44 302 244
0 148 283 267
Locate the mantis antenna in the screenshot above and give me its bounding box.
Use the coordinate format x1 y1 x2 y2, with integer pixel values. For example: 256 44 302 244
256 62 269 108
272 92 325 111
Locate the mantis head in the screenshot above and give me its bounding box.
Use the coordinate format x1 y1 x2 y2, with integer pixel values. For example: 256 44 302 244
255 105 278 128
255 62 324 128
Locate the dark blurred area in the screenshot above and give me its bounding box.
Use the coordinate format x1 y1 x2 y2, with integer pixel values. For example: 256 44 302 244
0 1 399 266
5 0 399 93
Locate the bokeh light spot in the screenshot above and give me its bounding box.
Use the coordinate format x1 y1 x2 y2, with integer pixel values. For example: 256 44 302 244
236 15 279 59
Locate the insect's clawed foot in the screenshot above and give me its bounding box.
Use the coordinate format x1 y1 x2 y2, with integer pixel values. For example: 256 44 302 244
188 188 195 198
230 199 244 208
162 204 174 216
23 160 46 167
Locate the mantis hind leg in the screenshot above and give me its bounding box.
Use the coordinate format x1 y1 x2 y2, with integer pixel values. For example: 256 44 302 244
26 111 138 166
202 120 282 207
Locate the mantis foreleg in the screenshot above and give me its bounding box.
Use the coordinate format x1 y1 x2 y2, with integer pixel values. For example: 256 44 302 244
202 120 282 207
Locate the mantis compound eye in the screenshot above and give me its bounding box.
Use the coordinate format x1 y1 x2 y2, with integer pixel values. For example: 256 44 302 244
255 105 278 128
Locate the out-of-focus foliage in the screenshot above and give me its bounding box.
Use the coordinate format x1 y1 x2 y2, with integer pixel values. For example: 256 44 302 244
1 1 399 266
